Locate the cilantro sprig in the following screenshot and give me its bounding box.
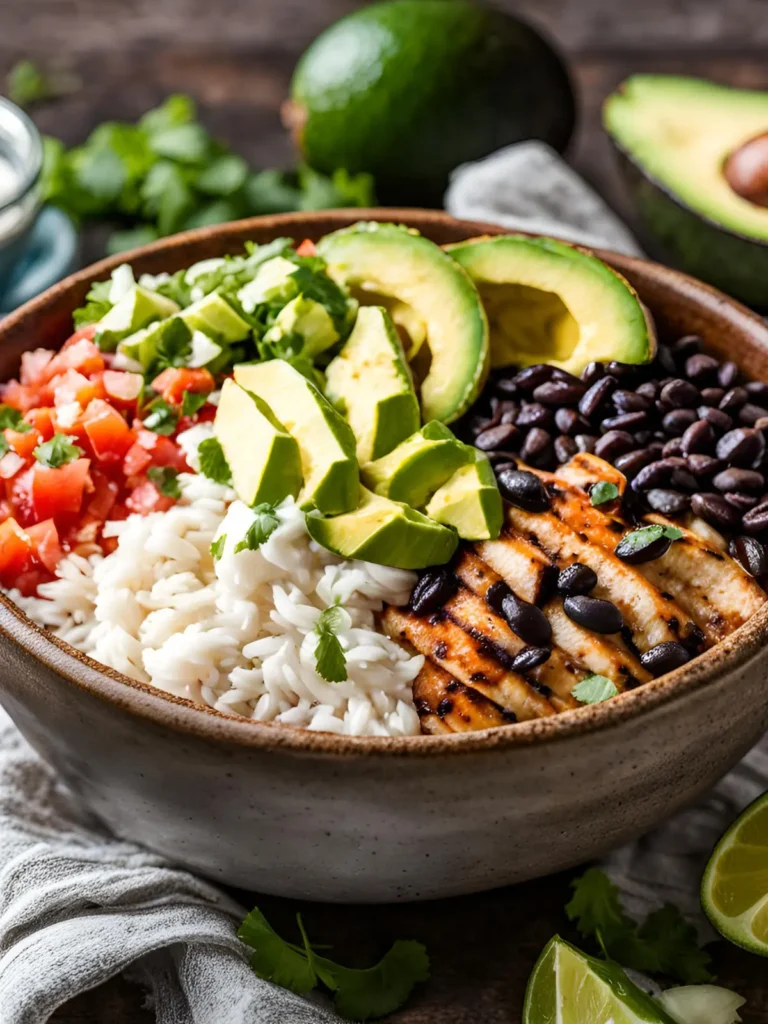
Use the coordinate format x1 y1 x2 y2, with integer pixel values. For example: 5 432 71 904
238 906 429 1020
314 604 348 683
197 437 232 485
33 434 84 469
147 466 181 499
234 504 280 552
572 674 618 705
565 868 714 984
142 397 179 436
590 481 620 507
0 406 33 433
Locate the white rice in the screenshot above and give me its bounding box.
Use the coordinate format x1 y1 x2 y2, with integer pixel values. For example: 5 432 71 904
10 427 424 737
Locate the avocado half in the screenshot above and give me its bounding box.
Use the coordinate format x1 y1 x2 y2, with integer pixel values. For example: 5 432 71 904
605 75 768 307
287 0 575 206
446 235 655 375
318 223 489 424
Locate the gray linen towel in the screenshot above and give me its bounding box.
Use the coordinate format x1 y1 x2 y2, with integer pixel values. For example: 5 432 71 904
0 140 764 1022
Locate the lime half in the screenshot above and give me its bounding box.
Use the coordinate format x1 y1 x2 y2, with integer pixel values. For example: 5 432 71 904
702 791 768 956
523 936 675 1024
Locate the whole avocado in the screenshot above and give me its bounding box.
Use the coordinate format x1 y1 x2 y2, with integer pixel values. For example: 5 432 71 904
287 0 575 205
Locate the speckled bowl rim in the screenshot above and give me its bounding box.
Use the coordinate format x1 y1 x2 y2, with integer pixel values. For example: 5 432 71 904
1 207 767 759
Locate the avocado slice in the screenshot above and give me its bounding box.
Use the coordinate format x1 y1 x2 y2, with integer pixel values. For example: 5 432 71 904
325 306 420 464
237 256 300 312
361 420 470 509
604 75 768 307
318 223 489 424
425 454 502 541
447 235 655 375
234 359 358 515
180 292 251 342
215 379 303 506
306 487 458 569
98 286 179 339
264 295 339 358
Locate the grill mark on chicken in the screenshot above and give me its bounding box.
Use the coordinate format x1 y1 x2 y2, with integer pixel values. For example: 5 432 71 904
413 661 516 733
474 532 554 604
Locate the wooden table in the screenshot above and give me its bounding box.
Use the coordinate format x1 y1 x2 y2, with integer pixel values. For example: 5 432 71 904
2 1 768 1019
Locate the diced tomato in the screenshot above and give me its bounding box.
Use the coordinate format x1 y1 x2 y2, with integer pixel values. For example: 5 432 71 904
0 452 26 480
125 478 175 515
2 380 41 413
24 406 55 440
0 517 34 585
133 429 189 471
61 325 98 348
26 519 63 573
86 470 119 522
151 367 214 406
52 369 105 408
45 338 105 382
5 427 41 461
20 348 54 386
8 467 35 527
31 458 91 520
103 370 143 408
296 238 317 256
0 499 13 524
122 441 153 477
82 399 132 461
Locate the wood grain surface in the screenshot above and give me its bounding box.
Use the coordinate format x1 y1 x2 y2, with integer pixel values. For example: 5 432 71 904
2 0 768 1019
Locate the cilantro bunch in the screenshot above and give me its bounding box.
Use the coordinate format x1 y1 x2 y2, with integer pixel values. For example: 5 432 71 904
39 93 375 255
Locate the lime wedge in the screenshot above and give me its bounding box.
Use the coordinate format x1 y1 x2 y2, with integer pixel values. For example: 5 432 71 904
702 791 768 956
523 936 676 1024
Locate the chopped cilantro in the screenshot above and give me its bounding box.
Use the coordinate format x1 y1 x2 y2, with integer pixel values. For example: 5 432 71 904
147 465 181 499
234 503 280 553
314 604 348 683
0 406 32 432
590 481 620 507
72 278 113 328
572 674 618 705
210 534 227 560
565 868 713 984
237 906 429 1020
615 524 683 560
181 391 209 418
142 397 179 436
144 317 193 380
197 437 231 485
33 433 84 469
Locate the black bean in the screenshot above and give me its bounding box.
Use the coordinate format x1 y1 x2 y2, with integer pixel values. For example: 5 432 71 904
685 353 720 383
520 428 554 468
698 407 733 432
746 381 768 401
663 408 698 436
729 535 767 577
601 411 649 432
640 641 692 677
514 364 554 392
680 420 715 456
497 468 551 512
581 361 605 385
493 377 520 398
470 415 493 436
615 528 675 563
690 492 742 530
720 387 748 411
687 453 721 478
713 467 764 494
646 488 690 514
575 434 597 454
742 502 768 535
485 579 512 615
485 451 518 467
511 646 552 673
533 380 587 406
661 379 700 409
517 403 554 430
654 346 677 376
632 458 682 492
739 403 768 426
579 376 616 420
475 423 519 451
594 430 634 462
501 592 552 646
410 569 458 616
636 381 658 401
613 390 651 413
648 441 665 457
672 334 702 360
614 449 655 480
716 427 765 468
718 362 739 389
492 460 518 478
557 563 598 596
552 368 583 385
662 437 684 458
606 361 636 380
555 407 590 435
500 406 519 425
700 387 725 407
725 492 759 513
563 594 623 633
554 435 577 464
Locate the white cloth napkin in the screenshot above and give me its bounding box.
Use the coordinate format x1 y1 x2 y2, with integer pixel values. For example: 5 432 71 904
0 141 764 1022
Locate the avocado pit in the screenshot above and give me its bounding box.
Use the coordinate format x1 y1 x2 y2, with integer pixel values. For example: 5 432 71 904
724 132 768 208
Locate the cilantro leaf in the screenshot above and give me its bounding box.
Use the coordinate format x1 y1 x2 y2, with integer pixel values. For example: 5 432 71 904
147 465 181 499
637 905 714 984
34 433 84 468
234 504 280 553
72 278 114 328
197 437 232 485
615 524 683 560
141 317 193 381
210 534 226 560
143 397 179 436
181 391 209 418
590 481 620 507
314 604 348 683
196 154 249 196
238 908 317 995
572 674 618 705
0 406 32 432
7 59 56 107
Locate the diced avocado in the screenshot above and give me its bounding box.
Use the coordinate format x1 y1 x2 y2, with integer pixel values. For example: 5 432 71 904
604 75 768 306
214 379 303 506
237 256 300 312
117 316 192 371
180 292 250 342
98 286 179 339
264 295 339 358
234 359 358 514
325 306 420 464
425 454 503 541
317 223 489 423
187 331 224 369
447 235 656 375
361 420 470 508
306 487 458 569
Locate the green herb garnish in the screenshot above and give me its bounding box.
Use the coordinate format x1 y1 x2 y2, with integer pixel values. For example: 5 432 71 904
210 534 227 561
181 391 209 418
590 481 620 507
314 604 348 683
234 503 280 553
33 433 84 469
572 674 618 705
72 278 114 328
142 397 179 436
0 406 32 433
237 906 429 1020
615 524 683 560
197 437 232 485
147 466 181 499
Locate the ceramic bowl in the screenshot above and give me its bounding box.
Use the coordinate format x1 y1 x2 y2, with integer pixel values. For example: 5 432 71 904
0 210 767 903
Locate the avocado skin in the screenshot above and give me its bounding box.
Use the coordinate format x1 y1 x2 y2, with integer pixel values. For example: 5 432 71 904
291 0 575 205
611 144 768 308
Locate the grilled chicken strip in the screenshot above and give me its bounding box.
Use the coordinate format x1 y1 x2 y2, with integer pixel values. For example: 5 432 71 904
413 661 514 733
474 532 554 604
554 452 627 495
381 606 556 721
